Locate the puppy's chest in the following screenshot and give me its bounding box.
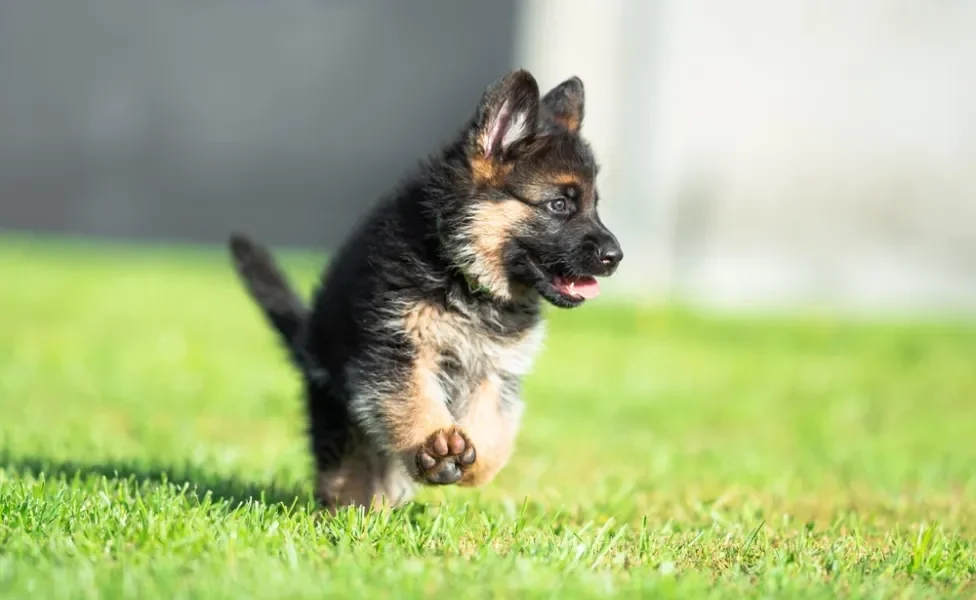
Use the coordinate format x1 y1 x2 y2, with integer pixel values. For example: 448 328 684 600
430 315 545 403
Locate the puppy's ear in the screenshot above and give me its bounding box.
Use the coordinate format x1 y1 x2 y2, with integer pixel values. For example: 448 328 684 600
469 69 540 161
540 76 585 134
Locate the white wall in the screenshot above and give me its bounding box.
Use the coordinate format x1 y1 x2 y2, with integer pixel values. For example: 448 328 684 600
517 0 976 314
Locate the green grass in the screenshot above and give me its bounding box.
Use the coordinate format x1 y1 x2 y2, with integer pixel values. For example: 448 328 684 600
1 233 974 599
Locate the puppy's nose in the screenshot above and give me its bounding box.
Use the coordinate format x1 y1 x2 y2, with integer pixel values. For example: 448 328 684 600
598 240 623 270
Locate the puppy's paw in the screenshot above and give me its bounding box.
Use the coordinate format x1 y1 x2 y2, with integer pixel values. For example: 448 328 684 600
415 426 476 485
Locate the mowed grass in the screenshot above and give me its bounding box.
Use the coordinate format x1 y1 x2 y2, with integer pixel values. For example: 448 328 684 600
0 234 974 599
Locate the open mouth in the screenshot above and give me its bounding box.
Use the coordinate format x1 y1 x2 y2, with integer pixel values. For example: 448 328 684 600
521 248 606 308
550 274 601 301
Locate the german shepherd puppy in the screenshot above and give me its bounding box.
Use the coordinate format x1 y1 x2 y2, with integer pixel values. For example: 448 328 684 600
229 69 622 511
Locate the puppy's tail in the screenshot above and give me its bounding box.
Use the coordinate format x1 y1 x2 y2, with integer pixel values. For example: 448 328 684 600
228 233 316 375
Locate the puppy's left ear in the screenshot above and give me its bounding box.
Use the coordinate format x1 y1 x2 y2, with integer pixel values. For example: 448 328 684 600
540 76 585 134
469 69 541 160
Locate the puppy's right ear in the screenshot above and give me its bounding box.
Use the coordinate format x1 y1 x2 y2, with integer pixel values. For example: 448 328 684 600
466 70 540 171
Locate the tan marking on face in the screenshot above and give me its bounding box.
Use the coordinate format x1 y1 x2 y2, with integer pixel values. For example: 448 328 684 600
553 172 587 189
470 154 513 187
465 199 533 299
457 376 518 487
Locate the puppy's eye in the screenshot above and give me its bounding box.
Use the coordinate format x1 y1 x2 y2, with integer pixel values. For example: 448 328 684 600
547 197 570 214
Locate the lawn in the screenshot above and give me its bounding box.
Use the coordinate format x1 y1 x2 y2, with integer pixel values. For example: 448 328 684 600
0 233 974 599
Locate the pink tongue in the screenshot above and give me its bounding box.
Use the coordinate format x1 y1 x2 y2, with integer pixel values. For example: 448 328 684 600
553 275 601 299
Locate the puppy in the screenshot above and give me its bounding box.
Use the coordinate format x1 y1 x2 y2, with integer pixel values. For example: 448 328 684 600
229 69 623 511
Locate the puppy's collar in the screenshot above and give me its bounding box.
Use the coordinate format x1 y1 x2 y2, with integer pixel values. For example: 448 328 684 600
435 214 493 297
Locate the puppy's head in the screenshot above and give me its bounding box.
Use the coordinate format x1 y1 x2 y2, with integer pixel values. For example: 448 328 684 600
442 70 623 308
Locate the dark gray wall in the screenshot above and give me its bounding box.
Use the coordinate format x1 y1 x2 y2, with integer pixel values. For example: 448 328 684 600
0 1 517 248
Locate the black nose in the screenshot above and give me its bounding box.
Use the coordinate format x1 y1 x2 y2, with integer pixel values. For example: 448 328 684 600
584 231 622 272
598 242 623 269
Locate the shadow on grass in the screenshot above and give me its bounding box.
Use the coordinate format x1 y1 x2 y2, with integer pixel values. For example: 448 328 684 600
0 451 312 510
2 453 462 529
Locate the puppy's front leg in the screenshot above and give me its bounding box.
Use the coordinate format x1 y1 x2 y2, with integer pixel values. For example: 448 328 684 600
360 348 476 486
456 375 522 487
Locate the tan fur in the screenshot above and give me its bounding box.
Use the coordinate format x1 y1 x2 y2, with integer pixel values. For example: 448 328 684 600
470 155 513 187
403 301 442 345
382 345 454 458
457 376 518 487
405 299 544 378
465 199 533 299
375 300 473 484
554 113 581 134
316 443 412 512
392 300 544 486
554 172 586 189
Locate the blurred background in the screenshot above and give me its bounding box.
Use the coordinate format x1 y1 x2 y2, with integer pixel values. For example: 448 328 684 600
1 0 974 315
